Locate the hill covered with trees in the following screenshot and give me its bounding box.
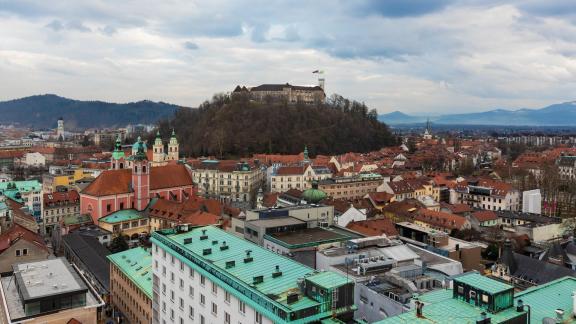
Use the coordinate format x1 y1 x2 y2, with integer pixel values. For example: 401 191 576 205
156 93 397 157
0 94 182 129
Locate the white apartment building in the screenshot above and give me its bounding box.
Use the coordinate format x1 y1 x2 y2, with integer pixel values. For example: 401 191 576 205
151 225 355 324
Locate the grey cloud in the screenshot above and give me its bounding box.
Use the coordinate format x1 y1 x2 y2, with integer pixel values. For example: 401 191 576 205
45 19 91 33
183 41 199 50
45 19 64 31
100 25 117 36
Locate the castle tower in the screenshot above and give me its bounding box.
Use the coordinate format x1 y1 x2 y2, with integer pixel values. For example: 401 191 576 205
167 129 179 161
57 117 64 140
111 135 126 170
152 130 164 163
132 139 150 211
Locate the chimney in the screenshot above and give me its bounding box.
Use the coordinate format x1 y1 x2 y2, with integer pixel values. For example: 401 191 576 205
415 300 424 318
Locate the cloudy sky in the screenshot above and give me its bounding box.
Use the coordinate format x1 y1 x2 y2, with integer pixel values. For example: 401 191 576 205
1 0 576 114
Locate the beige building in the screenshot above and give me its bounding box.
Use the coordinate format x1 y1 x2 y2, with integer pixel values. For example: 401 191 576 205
270 164 332 193
108 247 152 324
0 224 50 274
318 174 383 200
43 190 80 235
191 160 265 202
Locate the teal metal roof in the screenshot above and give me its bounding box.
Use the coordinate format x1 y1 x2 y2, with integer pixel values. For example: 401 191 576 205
306 271 353 289
515 276 576 323
0 180 41 192
375 289 524 324
454 272 513 295
152 226 354 322
107 247 152 298
99 209 144 224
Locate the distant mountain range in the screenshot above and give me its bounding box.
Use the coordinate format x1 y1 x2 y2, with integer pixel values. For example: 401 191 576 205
379 101 576 126
0 94 184 129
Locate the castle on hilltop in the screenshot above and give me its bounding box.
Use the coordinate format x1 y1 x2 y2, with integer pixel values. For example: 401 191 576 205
232 83 325 104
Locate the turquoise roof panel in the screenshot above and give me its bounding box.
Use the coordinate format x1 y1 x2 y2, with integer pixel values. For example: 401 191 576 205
99 209 144 223
454 272 513 295
107 247 153 298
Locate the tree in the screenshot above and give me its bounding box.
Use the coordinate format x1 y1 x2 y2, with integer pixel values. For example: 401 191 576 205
109 234 129 253
482 243 500 261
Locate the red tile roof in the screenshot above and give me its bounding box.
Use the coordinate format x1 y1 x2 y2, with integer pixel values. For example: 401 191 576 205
368 192 394 204
275 166 305 176
441 203 472 214
262 192 279 207
0 224 48 254
81 164 193 197
346 218 398 236
415 208 468 231
471 210 498 222
43 190 80 207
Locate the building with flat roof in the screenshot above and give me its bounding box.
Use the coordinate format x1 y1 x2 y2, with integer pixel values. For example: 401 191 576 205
316 235 463 322
0 258 104 323
318 173 383 200
108 247 152 324
151 225 356 324
396 221 483 271
377 273 576 323
263 226 362 268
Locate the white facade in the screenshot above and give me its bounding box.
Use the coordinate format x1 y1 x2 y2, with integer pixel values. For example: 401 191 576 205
522 189 542 214
336 206 366 227
152 243 272 324
24 152 46 167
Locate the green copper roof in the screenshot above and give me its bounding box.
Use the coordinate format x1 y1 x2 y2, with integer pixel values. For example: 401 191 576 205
454 272 513 295
0 180 41 193
375 289 524 324
514 276 576 323
302 182 327 203
152 226 354 323
99 209 144 224
107 247 152 298
306 271 352 289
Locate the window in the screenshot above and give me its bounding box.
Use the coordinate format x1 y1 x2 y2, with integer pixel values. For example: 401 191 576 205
189 286 194 297
212 302 218 315
179 279 184 289
189 268 194 278
162 283 166 295
162 301 166 312
15 249 20 257
106 204 111 212
179 297 184 309
255 312 262 324
457 286 464 294
482 294 489 303
200 315 205 324
180 261 184 271
225 312 231 324
170 290 174 301
469 291 477 299
212 282 217 294
200 294 205 306
189 306 194 319
170 309 174 320
162 266 166 276
225 291 231 303
179 318 184 324
238 300 246 314
170 272 175 282
120 202 124 209
200 275 205 286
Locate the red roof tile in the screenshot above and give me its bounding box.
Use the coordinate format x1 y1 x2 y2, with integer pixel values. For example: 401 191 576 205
415 208 468 231
346 218 398 236
43 190 80 207
81 164 193 197
0 224 48 254
471 210 498 222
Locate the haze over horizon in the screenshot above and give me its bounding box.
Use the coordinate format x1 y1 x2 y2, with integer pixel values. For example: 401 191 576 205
2 0 576 114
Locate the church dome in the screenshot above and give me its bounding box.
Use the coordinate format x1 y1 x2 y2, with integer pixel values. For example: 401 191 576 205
302 181 327 204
